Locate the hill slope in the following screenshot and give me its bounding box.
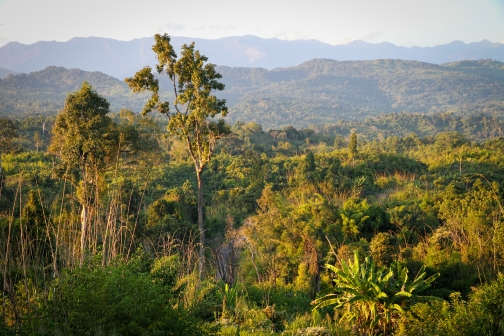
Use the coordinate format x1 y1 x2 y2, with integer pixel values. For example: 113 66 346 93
217 59 504 127
0 66 17 79
0 66 154 116
1 60 504 128
0 36 503 78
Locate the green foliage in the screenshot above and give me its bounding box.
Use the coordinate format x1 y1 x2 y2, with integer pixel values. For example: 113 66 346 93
370 233 399 267
31 254 215 336
246 283 312 315
146 189 197 235
4 100 504 335
125 34 229 152
0 117 18 154
216 282 240 314
349 132 358 156
340 198 391 237
311 112 504 143
312 251 440 335
282 311 352 336
471 273 504 335
49 81 116 187
126 33 231 276
396 294 485 336
150 255 180 288
396 282 504 336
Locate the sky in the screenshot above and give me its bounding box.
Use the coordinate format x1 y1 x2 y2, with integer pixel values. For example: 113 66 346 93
0 0 503 48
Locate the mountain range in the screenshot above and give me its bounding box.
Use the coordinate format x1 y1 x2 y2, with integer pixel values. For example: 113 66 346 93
2 59 504 128
0 35 503 79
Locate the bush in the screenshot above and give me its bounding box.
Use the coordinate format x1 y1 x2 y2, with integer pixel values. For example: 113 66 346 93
30 254 216 336
246 283 312 314
397 274 504 336
396 293 487 336
471 273 504 335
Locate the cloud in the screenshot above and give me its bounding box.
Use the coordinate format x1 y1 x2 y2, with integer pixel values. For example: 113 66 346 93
359 31 383 42
158 22 187 33
272 30 312 41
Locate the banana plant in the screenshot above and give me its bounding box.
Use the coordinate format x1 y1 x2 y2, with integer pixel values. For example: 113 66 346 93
312 251 440 335
216 281 239 314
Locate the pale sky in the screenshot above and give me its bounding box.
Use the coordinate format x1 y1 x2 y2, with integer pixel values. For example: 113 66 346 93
0 0 503 48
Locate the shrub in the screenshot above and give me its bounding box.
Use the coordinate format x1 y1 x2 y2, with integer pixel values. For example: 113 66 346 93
30 254 216 336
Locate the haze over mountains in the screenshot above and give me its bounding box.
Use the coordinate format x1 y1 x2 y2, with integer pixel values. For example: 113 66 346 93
0 67 17 79
0 35 503 79
2 59 504 129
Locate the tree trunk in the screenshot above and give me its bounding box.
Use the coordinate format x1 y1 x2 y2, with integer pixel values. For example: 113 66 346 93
80 205 88 265
196 170 205 279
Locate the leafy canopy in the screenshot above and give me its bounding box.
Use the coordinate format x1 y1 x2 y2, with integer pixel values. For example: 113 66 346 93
0 117 18 153
126 34 229 172
49 81 116 185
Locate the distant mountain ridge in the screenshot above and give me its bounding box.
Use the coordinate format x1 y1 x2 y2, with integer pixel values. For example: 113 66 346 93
2 59 504 129
0 35 503 78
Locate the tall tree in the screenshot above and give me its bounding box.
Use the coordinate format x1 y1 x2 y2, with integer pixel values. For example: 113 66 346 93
49 82 117 264
33 131 43 152
126 34 230 278
349 132 358 156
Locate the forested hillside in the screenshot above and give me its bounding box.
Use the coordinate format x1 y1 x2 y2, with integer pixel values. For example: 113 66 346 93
310 112 504 141
0 66 161 116
0 66 16 79
2 60 504 129
218 59 504 127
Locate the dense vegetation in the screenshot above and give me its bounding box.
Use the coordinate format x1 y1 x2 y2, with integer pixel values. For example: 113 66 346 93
2 35 504 334
3 59 504 129
1 101 504 334
219 59 504 127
